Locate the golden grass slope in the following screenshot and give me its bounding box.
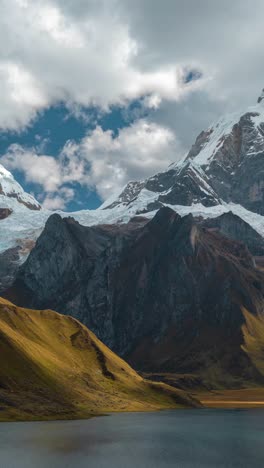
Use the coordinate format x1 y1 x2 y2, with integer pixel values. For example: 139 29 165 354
242 307 264 376
0 298 198 421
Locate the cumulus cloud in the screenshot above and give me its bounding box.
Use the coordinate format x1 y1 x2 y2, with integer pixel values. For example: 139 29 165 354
0 0 203 131
78 119 179 199
42 187 75 210
120 0 264 102
1 119 179 206
0 62 48 131
1 144 63 191
0 0 263 144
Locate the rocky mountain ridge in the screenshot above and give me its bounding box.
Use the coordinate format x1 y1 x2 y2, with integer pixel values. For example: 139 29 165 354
6 207 264 387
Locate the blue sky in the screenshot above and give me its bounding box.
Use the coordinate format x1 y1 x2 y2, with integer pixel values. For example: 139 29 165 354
0 100 149 210
0 105 100 209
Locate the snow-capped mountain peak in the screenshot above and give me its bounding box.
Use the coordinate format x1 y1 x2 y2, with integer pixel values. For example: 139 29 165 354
101 90 264 216
0 163 41 212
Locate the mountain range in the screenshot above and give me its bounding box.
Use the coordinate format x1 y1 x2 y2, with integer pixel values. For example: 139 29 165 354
1 90 264 400
1 91 264 287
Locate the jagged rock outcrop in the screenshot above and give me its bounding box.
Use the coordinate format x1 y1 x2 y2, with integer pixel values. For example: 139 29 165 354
0 239 36 293
0 247 21 292
202 211 264 256
104 161 221 211
187 109 264 215
6 207 264 386
0 208 12 220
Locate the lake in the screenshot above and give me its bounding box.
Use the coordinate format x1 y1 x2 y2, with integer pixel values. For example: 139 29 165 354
0 409 264 467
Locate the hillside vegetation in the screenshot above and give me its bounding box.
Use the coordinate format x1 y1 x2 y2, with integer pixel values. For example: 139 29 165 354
189 311 264 408
0 298 198 421
242 307 264 376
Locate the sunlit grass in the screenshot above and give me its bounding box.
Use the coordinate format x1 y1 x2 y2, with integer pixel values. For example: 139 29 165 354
0 297 198 421
242 307 264 376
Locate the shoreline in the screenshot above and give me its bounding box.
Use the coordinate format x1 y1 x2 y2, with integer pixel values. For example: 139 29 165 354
194 387 264 408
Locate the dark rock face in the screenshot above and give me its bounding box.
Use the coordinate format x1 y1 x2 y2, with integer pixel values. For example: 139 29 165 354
156 162 220 207
202 212 264 256
104 161 221 212
104 181 145 209
0 238 36 293
188 112 264 215
0 247 21 292
6 208 264 385
0 208 12 220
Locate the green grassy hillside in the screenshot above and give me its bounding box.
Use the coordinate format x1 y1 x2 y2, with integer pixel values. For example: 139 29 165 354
0 298 198 421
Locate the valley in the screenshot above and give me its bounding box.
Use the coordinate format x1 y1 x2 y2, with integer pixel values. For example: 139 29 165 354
195 387 264 408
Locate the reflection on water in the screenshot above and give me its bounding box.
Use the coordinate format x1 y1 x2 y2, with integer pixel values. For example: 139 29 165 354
0 409 264 468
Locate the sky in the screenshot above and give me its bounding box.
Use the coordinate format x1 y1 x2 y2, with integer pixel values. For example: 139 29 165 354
0 0 263 211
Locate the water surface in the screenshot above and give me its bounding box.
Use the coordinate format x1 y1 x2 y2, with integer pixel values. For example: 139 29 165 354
0 409 264 467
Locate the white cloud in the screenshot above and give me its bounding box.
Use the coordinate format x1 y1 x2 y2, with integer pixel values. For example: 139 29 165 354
1 144 62 191
42 187 75 210
1 0 263 140
75 119 179 199
0 0 205 131
0 119 179 205
0 1 263 134
36 4 84 47
0 62 47 131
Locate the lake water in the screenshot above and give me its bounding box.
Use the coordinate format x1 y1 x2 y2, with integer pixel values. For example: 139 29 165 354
0 409 264 467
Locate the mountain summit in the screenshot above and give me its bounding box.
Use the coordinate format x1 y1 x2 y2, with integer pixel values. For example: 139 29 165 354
0 164 41 213
102 91 264 216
